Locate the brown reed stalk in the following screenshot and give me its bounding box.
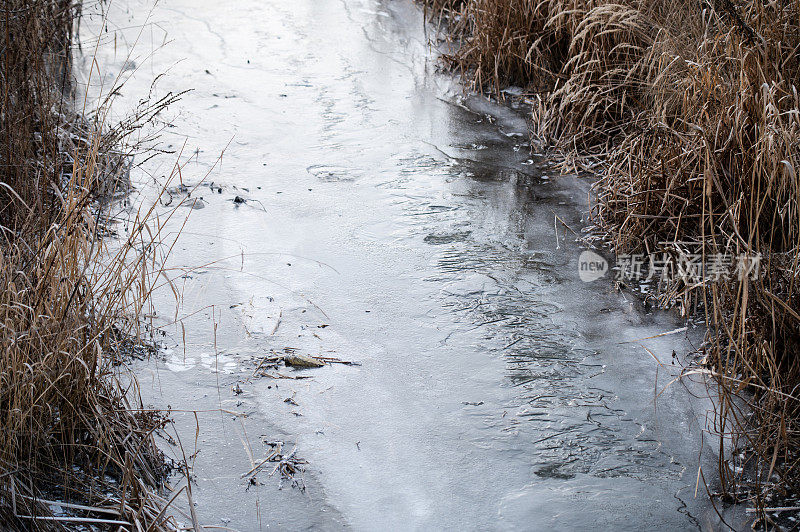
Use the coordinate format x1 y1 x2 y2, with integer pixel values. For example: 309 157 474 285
1 1 188 529
425 0 800 511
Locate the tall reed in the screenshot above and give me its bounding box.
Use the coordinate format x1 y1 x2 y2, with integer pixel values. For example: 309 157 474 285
1 1 184 528
426 0 800 511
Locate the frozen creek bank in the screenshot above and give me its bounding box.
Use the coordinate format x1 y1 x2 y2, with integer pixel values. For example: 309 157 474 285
86 0 746 529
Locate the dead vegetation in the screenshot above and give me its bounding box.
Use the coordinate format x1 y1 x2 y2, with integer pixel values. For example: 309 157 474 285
240 440 307 491
251 348 360 379
0 1 187 529
425 0 800 516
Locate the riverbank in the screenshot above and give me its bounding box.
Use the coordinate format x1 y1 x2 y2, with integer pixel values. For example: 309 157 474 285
424 0 800 517
0 1 183 528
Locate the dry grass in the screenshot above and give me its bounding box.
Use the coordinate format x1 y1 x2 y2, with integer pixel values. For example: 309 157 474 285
427 0 800 514
1 1 188 529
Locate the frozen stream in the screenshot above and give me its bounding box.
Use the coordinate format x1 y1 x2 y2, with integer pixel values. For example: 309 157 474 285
86 0 745 529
